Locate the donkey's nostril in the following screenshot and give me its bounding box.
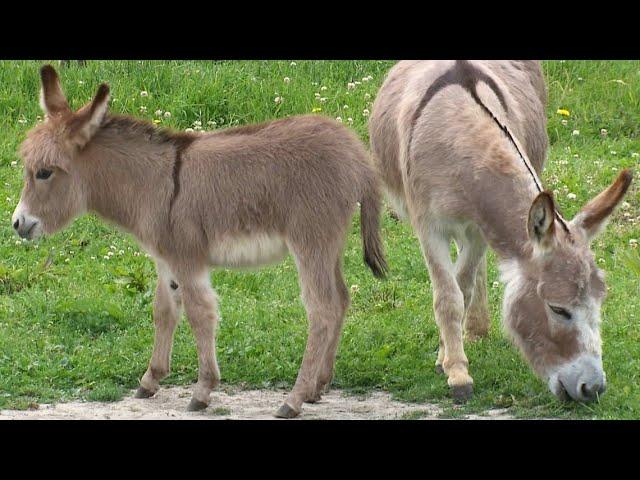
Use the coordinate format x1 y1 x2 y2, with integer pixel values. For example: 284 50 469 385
580 381 604 401
13 218 19 230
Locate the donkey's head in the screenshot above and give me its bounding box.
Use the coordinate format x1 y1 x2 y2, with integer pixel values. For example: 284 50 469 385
501 169 632 402
12 65 110 239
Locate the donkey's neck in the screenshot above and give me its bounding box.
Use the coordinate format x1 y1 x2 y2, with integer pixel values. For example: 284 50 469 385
469 160 542 261
78 126 178 239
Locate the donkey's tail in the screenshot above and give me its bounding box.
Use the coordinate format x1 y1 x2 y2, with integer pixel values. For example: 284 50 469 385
360 175 388 279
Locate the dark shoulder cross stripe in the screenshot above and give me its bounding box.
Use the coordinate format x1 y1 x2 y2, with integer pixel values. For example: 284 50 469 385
169 136 195 215
410 60 508 134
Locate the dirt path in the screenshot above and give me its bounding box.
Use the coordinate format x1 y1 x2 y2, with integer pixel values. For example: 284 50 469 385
0 386 513 420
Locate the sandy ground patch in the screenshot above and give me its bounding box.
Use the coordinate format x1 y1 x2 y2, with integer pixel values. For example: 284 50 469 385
0 385 513 420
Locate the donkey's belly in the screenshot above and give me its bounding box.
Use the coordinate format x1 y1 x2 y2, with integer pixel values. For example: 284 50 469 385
209 233 289 269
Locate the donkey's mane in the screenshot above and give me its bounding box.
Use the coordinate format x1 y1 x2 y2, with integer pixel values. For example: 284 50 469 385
102 115 196 151
102 114 296 147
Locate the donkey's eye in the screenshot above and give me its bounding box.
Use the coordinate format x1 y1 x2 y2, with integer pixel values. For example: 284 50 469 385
549 305 572 320
35 169 53 180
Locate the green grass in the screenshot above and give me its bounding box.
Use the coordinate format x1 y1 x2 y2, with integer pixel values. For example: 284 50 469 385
0 60 638 419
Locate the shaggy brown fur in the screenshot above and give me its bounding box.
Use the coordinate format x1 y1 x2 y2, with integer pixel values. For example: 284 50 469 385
369 60 631 402
13 65 387 418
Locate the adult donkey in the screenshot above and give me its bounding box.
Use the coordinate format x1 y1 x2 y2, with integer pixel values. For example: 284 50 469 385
369 60 632 402
12 65 387 418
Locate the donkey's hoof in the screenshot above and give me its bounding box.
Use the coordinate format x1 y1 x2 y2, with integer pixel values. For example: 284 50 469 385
435 364 445 375
134 386 156 399
274 403 300 419
187 398 209 412
451 384 474 403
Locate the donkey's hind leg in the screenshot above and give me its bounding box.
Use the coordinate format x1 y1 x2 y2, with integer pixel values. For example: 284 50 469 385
464 251 491 341
136 261 183 399
417 223 474 402
275 247 344 418
309 257 350 400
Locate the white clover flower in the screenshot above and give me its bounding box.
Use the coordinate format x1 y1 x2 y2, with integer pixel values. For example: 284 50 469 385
185 128 195 132
139 106 148 113
610 151 617 155
364 93 371 100
15 240 21 246
561 119 568 126
350 284 359 294
110 245 116 250
78 80 84 85
630 239 638 248
492 281 500 289
314 92 321 98
347 117 353 124
283 77 291 84
320 86 327 91
354 81 362 86
632 152 640 158
207 120 217 127
140 91 148 97
572 130 580 136
347 82 355 90
18 119 27 124
290 61 297 66
274 96 283 104
155 109 163 116
362 109 370 117
103 255 110 260
10 161 17 167
163 111 171 118
343 105 349 110
193 120 202 126
319 97 327 103
336 117 342 123
622 201 631 210
600 128 608 137
567 193 577 200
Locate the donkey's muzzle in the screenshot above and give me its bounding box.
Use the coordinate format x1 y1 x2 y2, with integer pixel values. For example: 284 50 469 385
12 211 40 240
550 355 606 403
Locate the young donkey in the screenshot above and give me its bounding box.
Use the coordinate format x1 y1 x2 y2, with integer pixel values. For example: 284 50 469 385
12 65 387 418
370 60 632 402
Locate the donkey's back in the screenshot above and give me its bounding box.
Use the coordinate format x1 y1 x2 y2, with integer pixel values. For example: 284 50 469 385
369 60 548 220
168 115 384 273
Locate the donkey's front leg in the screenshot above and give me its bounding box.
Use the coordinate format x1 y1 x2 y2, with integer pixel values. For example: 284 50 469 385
179 271 221 411
454 230 489 342
463 252 491 341
419 226 473 402
136 262 183 398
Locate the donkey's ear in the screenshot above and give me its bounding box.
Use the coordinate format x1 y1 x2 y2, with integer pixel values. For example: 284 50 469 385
39 65 70 117
527 191 556 251
571 169 633 241
66 83 110 150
